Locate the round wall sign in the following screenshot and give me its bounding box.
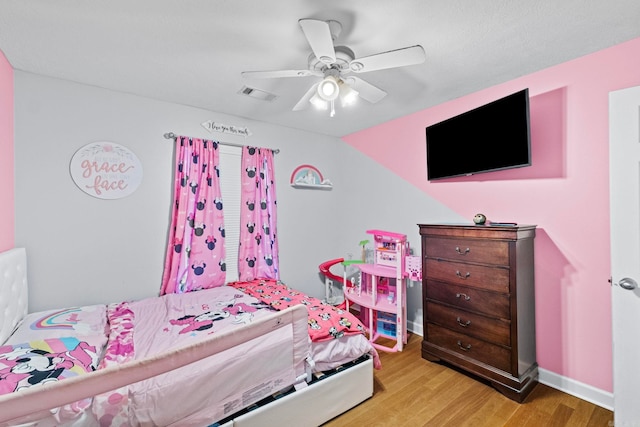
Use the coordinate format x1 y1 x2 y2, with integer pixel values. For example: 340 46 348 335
69 142 143 199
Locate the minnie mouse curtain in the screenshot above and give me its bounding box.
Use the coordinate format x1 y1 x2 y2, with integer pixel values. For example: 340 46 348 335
161 139 279 295
238 146 279 281
161 136 226 295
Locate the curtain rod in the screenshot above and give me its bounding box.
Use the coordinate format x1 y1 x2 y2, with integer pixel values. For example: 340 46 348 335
163 132 280 154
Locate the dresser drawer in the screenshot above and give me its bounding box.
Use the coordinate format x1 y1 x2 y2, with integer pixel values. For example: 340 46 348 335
426 301 511 346
425 258 509 293
425 280 510 319
425 237 509 265
426 323 511 372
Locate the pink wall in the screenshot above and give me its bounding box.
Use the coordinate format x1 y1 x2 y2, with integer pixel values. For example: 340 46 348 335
0 49 13 252
343 37 640 392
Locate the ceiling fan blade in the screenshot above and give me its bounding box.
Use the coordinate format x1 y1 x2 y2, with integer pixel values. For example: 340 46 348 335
292 83 319 111
299 19 337 64
346 77 387 103
350 45 426 73
242 69 321 79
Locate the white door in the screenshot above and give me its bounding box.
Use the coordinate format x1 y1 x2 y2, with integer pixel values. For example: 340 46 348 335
610 85 640 426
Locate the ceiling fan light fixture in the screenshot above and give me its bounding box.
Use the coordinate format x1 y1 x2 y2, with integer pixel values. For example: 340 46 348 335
317 76 340 101
338 79 359 106
309 92 328 110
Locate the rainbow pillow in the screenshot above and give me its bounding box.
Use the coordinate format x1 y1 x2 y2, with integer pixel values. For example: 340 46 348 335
6 305 107 344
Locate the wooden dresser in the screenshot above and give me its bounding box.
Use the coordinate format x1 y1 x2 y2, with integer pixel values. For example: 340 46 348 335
418 223 537 402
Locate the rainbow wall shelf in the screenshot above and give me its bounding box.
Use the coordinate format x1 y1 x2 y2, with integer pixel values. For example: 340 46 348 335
290 164 333 190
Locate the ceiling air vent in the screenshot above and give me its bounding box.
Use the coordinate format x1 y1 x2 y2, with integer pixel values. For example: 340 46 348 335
238 86 278 102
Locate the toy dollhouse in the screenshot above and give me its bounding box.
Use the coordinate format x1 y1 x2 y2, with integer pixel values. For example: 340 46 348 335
344 230 409 352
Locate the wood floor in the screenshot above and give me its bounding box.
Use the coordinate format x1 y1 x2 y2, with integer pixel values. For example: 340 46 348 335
323 334 612 427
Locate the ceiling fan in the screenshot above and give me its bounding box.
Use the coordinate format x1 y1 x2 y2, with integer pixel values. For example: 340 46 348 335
241 19 426 116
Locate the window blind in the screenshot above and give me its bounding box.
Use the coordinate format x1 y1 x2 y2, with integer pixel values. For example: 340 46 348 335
218 145 241 282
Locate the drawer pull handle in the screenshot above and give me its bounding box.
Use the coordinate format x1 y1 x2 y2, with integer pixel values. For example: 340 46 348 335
456 317 471 327
457 340 472 351
455 246 470 255
456 293 471 301
455 270 471 279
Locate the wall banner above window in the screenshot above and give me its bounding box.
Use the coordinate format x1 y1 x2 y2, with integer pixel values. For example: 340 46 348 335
201 120 252 137
69 142 143 200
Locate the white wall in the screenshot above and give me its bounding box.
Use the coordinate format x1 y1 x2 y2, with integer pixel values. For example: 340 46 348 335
14 71 461 335
332 145 464 333
14 72 344 311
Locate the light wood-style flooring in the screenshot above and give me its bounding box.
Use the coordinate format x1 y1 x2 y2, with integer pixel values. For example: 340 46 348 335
323 334 613 426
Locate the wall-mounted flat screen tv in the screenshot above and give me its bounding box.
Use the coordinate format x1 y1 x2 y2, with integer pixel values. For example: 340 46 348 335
426 88 531 181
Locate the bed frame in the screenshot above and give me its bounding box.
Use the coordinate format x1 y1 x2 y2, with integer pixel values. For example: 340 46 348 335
0 248 373 426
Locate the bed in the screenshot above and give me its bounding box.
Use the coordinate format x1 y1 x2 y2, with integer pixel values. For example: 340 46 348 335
0 248 378 426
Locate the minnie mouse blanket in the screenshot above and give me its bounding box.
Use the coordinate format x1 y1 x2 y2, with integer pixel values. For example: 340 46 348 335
228 278 366 342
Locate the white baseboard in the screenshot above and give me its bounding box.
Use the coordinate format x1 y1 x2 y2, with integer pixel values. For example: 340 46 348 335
408 320 423 337
406 326 613 411
538 368 613 411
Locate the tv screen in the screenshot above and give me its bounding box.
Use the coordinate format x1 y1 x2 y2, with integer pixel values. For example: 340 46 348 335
426 89 531 180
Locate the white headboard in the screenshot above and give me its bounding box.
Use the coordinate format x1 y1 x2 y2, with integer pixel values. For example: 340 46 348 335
0 248 29 344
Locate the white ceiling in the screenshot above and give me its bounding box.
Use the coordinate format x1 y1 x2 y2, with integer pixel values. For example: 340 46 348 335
1 1 639 138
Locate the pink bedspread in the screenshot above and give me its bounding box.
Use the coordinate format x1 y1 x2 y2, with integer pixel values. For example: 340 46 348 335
228 278 366 342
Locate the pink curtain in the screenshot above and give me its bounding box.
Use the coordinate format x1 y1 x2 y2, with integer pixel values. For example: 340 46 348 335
161 136 226 294
238 146 279 280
